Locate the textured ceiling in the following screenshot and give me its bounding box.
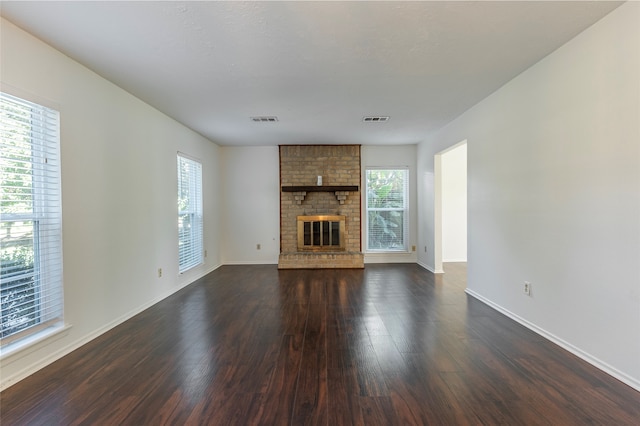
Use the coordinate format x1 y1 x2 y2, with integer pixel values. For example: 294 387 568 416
0 1 623 146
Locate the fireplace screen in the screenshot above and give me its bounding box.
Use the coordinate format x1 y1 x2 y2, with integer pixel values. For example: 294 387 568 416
297 215 346 251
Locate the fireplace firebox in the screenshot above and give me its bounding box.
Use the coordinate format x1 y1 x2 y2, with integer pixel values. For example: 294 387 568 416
297 215 346 251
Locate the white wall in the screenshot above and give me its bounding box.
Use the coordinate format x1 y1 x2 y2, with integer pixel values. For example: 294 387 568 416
0 18 222 390
362 145 418 263
219 145 420 265
220 146 280 264
417 3 639 389
441 143 467 262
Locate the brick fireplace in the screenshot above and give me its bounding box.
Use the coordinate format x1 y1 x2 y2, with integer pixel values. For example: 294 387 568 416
278 145 364 269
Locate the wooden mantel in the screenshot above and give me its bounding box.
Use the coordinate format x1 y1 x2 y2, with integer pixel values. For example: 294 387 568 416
281 185 359 192
282 185 359 205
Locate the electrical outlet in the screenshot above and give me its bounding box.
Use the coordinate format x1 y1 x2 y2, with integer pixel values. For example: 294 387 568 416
158 268 162 278
257 243 261 250
524 281 531 296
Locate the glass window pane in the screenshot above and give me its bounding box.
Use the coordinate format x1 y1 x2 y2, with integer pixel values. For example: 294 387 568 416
366 169 406 209
1 221 38 337
366 169 408 251
322 221 330 246
312 222 320 246
303 222 311 246
331 222 340 246
1 91 63 342
177 155 203 273
367 210 405 250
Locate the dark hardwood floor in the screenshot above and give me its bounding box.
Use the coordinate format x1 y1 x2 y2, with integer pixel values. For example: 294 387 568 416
2 263 639 425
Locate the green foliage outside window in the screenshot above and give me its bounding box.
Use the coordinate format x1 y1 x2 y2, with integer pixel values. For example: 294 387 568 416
367 169 407 250
1 98 39 337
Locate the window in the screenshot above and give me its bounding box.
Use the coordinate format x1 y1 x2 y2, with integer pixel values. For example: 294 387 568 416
1 92 63 344
366 168 408 251
177 154 203 273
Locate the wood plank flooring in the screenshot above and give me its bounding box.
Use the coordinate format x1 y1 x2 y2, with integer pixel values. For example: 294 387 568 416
2 263 639 425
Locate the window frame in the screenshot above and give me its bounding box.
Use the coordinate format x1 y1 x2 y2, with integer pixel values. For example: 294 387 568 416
177 153 203 274
1 91 64 345
365 167 409 252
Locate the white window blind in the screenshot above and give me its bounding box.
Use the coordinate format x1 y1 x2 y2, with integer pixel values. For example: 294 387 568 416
366 168 408 251
1 92 63 343
177 154 203 273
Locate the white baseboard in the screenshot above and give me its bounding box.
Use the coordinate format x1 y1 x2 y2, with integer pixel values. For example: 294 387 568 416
417 260 444 274
222 260 278 265
443 258 467 263
364 253 417 264
417 261 437 274
465 289 640 393
0 264 221 391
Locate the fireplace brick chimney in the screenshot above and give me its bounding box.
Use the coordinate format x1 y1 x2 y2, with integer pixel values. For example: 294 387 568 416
278 145 364 268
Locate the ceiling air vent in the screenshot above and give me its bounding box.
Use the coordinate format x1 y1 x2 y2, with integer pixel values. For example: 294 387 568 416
251 116 278 122
363 116 390 122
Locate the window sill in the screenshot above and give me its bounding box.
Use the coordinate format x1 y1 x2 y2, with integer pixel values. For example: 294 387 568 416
365 250 411 254
0 323 72 362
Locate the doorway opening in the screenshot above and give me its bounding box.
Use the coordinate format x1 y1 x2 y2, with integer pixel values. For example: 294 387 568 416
434 141 467 274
